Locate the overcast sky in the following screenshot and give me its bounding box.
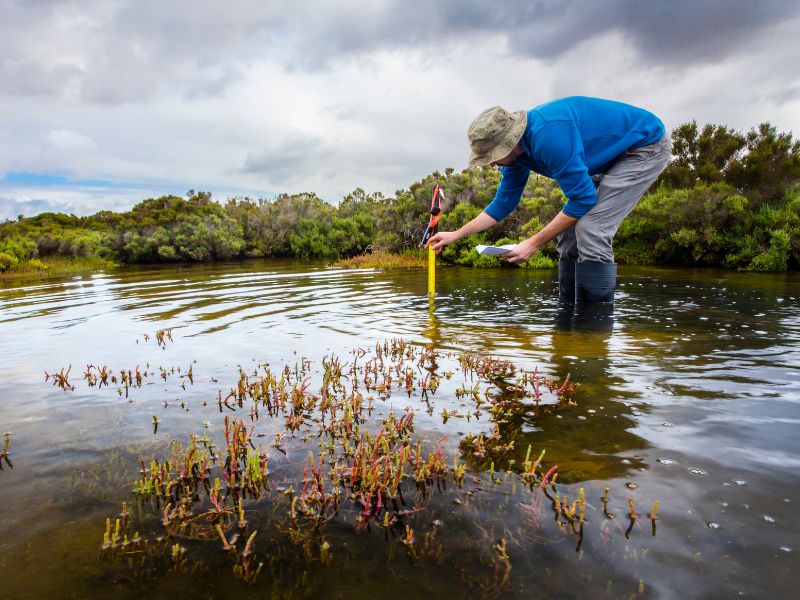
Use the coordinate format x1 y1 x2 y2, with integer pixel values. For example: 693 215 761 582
1 0 799 220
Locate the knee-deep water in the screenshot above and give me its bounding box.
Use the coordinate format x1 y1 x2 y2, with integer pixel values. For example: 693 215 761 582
0 260 798 599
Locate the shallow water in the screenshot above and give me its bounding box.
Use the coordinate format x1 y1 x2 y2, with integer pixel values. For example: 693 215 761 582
1 260 798 599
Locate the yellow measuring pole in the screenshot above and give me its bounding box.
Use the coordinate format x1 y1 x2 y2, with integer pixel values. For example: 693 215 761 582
428 245 436 296
424 184 444 300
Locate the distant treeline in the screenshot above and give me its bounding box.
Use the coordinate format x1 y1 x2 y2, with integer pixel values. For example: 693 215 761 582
1 121 799 273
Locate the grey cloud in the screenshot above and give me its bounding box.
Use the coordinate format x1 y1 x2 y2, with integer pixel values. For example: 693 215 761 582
768 85 800 106
181 64 245 101
268 1 800 69
0 58 84 99
78 1 278 103
504 0 800 65
241 134 326 185
0 0 279 103
3 0 798 106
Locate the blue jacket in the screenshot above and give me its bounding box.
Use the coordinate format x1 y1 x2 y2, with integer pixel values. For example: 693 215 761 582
484 97 665 220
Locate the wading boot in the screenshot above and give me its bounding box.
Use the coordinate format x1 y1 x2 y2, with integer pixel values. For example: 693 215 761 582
574 261 616 331
555 258 577 329
558 258 576 304
575 261 616 304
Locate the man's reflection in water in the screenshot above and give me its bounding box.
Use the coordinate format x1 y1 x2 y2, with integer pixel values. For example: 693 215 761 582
541 301 647 481
459 298 648 482
566 302 616 334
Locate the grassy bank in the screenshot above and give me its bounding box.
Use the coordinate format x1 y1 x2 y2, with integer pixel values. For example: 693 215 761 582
334 250 428 269
335 249 557 270
0 255 119 282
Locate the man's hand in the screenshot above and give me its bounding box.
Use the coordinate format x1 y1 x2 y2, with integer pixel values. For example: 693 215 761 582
425 211 499 253
504 211 578 264
426 231 460 253
503 237 540 264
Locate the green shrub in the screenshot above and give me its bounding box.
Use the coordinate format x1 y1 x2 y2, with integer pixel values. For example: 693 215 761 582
27 258 49 271
158 245 177 260
454 248 502 267
747 229 791 272
614 239 657 265
0 236 37 261
521 253 557 269
0 252 19 271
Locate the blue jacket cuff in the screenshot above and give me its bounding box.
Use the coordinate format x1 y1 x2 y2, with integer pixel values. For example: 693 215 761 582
483 203 508 222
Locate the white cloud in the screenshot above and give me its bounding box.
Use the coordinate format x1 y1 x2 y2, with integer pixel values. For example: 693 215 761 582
1 1 799 217
0 184 157 220
45 129 98 151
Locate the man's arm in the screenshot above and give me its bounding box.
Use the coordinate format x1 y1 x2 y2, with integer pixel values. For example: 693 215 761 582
484 163 530 221
503 210 576 264
427 211 498 252
428 161 529 252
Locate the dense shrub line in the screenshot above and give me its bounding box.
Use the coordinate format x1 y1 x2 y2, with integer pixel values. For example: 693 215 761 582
2 121 799 272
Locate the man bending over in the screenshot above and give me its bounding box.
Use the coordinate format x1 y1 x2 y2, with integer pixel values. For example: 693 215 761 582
428 96 670 304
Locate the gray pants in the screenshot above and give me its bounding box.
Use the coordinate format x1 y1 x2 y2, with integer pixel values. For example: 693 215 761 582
557 136 672 263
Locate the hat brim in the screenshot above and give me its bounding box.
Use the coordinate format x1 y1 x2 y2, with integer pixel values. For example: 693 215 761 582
469 110 528 167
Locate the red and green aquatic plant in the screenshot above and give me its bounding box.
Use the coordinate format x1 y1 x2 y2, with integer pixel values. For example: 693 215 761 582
88 339 658 590
0 432 12 470
44 365 74 391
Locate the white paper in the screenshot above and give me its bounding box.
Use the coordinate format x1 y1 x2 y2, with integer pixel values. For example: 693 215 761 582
475 244 517 256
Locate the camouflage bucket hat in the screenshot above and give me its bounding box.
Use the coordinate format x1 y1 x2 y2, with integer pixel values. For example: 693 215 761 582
467 106 527 167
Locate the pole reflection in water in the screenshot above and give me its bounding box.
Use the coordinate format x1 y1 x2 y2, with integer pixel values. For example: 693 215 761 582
424 295 442 348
